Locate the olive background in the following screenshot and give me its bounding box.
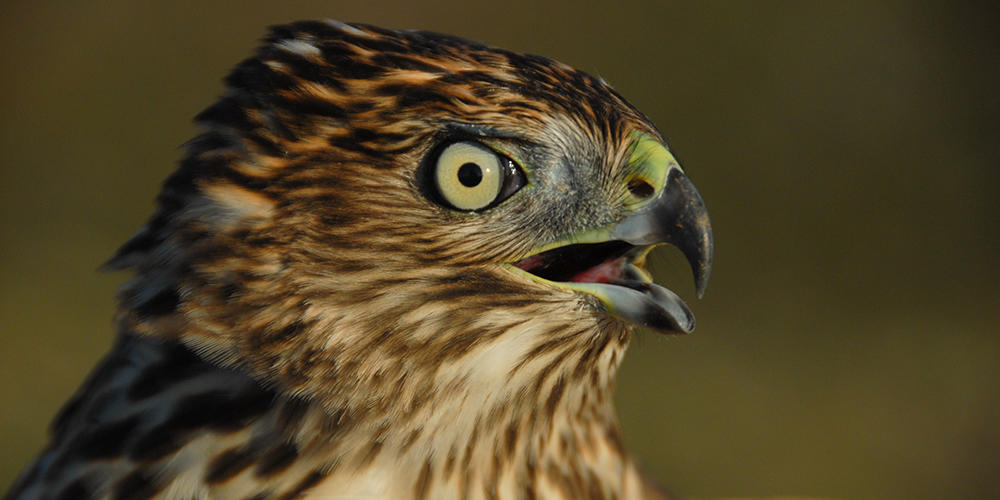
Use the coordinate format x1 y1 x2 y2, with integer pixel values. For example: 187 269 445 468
1 2 997 498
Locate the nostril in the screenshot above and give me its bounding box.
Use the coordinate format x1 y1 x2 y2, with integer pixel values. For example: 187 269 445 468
627 178 655 199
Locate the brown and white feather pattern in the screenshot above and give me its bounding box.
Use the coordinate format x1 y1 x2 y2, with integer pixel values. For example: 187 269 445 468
7 20 677 500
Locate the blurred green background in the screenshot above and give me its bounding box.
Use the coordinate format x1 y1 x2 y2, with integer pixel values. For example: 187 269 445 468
1 2 997 498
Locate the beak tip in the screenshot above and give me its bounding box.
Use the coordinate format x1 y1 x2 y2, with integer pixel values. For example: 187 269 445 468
692 260 711 299
693 232 713 299
695 270 710 299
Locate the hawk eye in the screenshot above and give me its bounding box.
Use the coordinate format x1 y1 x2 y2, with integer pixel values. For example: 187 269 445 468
432 141 525 211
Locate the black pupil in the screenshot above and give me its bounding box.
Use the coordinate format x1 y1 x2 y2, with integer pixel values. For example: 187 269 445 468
457 162 483 187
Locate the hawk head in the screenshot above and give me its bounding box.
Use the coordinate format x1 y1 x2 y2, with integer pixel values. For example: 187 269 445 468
107 18 711 467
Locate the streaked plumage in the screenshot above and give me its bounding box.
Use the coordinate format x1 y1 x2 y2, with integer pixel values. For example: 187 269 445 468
6 20 712 500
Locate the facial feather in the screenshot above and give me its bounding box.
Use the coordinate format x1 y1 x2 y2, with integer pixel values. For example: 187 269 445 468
106 20 659 404
7 19 699 500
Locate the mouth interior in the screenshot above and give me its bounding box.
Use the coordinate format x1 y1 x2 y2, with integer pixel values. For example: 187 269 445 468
513 240 635 284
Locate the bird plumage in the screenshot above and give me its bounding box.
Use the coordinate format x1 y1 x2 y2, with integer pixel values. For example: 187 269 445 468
7 20 711 500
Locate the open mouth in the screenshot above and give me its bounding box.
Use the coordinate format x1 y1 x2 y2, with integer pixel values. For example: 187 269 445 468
510 240 695 333
512 240 635 284
504 136 712 335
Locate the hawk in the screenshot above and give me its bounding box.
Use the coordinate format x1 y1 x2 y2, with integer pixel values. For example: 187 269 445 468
6 20 712 500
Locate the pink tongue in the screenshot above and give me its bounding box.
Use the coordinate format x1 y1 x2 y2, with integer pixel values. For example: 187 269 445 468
569 256 627 284
513 254 547 272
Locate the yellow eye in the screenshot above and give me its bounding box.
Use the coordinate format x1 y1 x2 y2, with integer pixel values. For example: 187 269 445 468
434 142 505 211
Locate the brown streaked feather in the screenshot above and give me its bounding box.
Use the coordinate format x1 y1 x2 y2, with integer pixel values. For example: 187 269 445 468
8 19 677 500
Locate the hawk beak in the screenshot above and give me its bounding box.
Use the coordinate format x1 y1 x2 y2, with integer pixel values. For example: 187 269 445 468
609 168 713 298
507 133 712 334
582 165 711 334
